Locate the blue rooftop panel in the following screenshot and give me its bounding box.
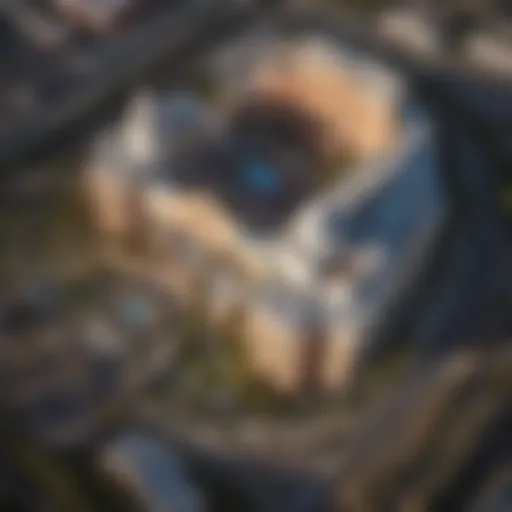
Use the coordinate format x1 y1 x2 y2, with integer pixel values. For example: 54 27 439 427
241 162 282 194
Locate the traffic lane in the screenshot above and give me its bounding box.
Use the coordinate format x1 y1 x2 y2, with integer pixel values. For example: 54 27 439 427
415 88 507 352
432 74 512 130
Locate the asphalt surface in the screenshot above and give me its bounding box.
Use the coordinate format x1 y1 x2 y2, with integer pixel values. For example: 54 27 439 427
414 73 511 349
0 0 280 172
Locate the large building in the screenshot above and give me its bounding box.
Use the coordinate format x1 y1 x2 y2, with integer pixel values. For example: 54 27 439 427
86 36 448 394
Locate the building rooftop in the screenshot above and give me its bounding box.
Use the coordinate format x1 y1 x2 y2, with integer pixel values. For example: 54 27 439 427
153 94 327 234
98 34 414 290
146 36 402 236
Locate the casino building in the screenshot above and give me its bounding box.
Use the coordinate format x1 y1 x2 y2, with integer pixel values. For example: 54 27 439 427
86 37 448 393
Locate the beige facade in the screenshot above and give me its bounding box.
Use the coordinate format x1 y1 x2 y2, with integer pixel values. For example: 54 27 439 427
85 172 129 238
142 186 268 280
245 41 400 161
243 306 309 394
321 327 361 391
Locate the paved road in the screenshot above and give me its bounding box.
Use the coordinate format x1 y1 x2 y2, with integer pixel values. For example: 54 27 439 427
414 71 512 349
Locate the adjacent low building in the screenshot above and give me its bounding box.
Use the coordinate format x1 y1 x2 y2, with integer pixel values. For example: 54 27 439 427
86 36 449 394
0 276 179 448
